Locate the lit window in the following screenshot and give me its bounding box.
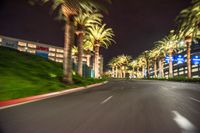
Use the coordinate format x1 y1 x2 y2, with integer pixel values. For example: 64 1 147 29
56 59 63 63
56 54 63 58
18 47 26 52
192 68 198 72
48 57 55 61
49 53 56 57
49 47 56 52
0 38 2 42
179 68 184 71
192 75 199 78
192 65 198 68
56 49 64 53
28 43 36 48
18 41 26 46
179 71 184 75
27 49 36 54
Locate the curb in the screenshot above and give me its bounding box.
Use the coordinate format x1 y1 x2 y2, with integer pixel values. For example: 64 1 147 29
0 81 108 109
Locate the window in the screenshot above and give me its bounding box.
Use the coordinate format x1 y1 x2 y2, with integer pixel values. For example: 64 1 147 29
179 71 184 75
192 68 198 72
28 43 36 48
27 49 36 54
18 47 26 52
49 47 56 52
18 41 27 47
179 68 184 71
56 59 63 63
56 49 64 53
193 75 199 78
48 53 56 57
192 65 198 68
56 54 63 58
48 57 55 61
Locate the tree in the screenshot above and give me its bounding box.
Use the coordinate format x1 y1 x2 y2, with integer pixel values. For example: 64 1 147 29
31 0 112 83
153 42 168 78
136 55 146 78
116 55 132 78
176 0 200 78
108 57 118 78
141 50 151 79
87 24 115 78
75 11 103 76
156 33 177 78
149 48 160 78
129 60 137 78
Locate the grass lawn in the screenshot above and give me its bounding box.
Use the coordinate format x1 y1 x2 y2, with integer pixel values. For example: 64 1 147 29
0 47 106 101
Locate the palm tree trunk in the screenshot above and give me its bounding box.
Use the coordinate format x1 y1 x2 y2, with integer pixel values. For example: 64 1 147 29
186 42 192 78
142 65 145 78
159 58 164 78
158 59 162 78
169 49 173 78
115 67 118 78
137 67 139 78
86 54 91 67
154 60 157 78
94 44 100 78
123 70 126 78
77 32 84 77
146 60 150 79
112 66 114 78
63 15 75 84
132 67 135 78
161 58 164 78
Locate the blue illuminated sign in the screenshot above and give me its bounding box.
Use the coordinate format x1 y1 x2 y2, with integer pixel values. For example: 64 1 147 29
165 55 174 63
175 55 185 64
192 56 200 65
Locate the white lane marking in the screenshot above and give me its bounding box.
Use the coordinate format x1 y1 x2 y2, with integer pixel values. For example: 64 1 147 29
101 96 113 104
172 111 197 133
190 97 200 103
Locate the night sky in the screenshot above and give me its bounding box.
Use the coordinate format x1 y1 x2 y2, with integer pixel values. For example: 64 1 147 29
0 0 191 69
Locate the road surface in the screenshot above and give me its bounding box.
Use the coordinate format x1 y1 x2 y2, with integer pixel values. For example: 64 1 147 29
0 80 200 133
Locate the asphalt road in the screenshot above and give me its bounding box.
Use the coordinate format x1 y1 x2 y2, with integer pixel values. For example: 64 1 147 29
0 80 200 133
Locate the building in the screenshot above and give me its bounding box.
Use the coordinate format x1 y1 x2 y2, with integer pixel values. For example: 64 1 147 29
0 35 103 78
149 40 200 78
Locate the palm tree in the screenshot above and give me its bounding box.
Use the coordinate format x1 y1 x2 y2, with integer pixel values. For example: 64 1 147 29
156 33 177 78
83 37 94 67
136 55 146 78
141 50 151 78
87 24 115 78
153 42 168 78
176 0 200 78
31 0 111 83
116 55 132 78
149 47 161 78
129 60 137 78
75 11 103 76
72 46 78 64
108 57 118 78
